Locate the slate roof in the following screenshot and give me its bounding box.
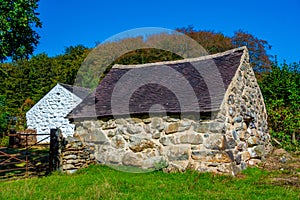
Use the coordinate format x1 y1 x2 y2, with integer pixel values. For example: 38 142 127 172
68 47 246 119
60 83 90 100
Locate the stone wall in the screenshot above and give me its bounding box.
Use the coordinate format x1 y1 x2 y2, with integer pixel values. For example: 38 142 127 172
71 49 271 175
59 136 95 174
73 115 249 174
26 84 82 142
216 49 272 168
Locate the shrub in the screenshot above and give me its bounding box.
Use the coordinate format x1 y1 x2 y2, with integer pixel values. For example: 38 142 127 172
259 61 300 151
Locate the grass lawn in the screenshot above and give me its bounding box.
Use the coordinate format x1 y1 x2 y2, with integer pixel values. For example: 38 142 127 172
0 165 299 200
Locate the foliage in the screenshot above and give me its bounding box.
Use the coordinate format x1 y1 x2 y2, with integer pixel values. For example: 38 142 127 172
0 95 9 137
0 45 90 135
177 26 272 73
0 135 9 147
0 165 299 199
0 26 297 153
259 61 300 151
232 30 272 73
0 0 42 62
177 26 234 54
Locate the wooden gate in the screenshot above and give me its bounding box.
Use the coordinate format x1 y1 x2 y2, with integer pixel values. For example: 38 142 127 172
0 130 52 180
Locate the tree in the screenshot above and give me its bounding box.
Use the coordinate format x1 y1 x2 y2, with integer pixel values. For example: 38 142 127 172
232 30 272 73
0 0 42 62
176 26 234 54
176 26 273 73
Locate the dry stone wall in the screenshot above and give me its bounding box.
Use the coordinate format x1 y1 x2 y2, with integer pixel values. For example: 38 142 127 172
216 50 272 169
59 136 95 174
74 115 244 174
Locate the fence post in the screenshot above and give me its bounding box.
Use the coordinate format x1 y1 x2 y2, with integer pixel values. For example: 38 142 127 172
8 129 17 148
49 129 58 172
49 129 65 172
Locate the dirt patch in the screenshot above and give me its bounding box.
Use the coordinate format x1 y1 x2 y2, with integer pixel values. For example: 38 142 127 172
259 148 300 188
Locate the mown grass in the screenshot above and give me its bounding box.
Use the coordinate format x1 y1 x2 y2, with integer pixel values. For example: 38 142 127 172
0 165 299 200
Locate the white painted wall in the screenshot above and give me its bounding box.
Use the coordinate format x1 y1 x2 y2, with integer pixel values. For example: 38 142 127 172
26 84 83 142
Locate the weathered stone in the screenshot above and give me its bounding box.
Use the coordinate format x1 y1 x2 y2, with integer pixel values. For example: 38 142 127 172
159 136 174 146
111 135 126 149
253 145 265 158
66 159 79 164
106 149 124 164
234 122 244 131
165 116 180 122
247 159 262 166
241 161 247 170
248 145 265 158
249 122 256 129
165 122 180 134
122 152 143 167
209 122 225 133
143 124 151 134
115 118 127 125
84 129 109 143
62 164 75 170
226 138 237 149
66 169 78 174
129 134 150 142
193 122 209 133
107 130 116 137
179 133 203 145
150 117 164 131
232 130 238 140
129 140 155 152
142 118 151 124
191 150 207 160
102 120 117 130
164 145 191 161
238 131 249 141
178 120 192 132
228 94 234 105
247 136 259 147
126 124 144 134
204 134 225 150
132 118 142 123
228 106 235 116
152 131 161 139
163 161 189 173
234 116 243 123
207 151 232 163
64 154 77 159
235 154 242 164
142 156 168 169
237 142 247 151
90 154 95 160
115 128 125 135
82 121 93 129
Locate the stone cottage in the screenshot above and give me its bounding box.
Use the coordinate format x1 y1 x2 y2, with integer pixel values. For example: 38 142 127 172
26 83 89 142
68 46 271 175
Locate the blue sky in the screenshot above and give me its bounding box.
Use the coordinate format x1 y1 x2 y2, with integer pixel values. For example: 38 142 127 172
35 0 300 64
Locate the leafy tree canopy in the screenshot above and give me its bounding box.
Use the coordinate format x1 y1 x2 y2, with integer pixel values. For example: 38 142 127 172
0 0 42 62
176 26 273 73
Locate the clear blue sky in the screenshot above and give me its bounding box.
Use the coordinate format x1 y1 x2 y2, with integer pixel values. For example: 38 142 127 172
35 0 300 64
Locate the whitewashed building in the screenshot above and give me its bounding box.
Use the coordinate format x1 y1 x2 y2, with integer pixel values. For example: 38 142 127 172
26 83 89 142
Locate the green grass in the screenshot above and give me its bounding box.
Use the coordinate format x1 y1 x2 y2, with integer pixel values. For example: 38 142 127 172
0 165 299 200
